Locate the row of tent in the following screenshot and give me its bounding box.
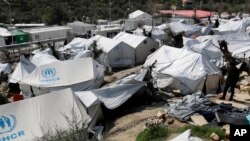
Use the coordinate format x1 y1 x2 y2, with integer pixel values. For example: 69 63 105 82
1 15 250 141
58 32 159 68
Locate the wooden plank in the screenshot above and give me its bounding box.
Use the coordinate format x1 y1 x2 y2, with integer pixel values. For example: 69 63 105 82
191 115 208 126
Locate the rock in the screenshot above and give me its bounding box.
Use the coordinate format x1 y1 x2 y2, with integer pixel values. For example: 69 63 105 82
210 132 220 141
156 111 165 119
167 118 174 125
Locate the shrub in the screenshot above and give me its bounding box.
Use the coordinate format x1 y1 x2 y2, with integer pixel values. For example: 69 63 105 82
136 124 169 141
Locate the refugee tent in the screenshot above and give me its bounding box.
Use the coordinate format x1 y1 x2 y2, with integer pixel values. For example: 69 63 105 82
125 10 153 30
113 32 158 64
30 48 59 66
0 63 12 74
58 37 94 60
196 33 250 63
133 27 167 44
76 69 147 110
20 57 105 96
183 37 223 67
129 10 152 20
9 56 36 83
169 22 203 37
93 36 135 68
58 37 88 52
214 17 250 34
0 89 91 141
144 45 221 95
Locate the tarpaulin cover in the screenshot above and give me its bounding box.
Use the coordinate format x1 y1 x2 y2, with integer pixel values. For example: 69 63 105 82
144 45 220 93
0 88 89 141
9 56 36 83
21 57 104 88
215 17 250 34
0 63 12 74
169 22 202 37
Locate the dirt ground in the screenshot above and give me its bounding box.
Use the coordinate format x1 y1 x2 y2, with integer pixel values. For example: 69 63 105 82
104 68 250 141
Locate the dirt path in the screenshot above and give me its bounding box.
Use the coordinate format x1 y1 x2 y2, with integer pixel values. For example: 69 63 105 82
104 65 143 83
105 103 186 141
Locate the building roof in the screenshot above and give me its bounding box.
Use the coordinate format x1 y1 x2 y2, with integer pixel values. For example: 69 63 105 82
67 21 95 27
159 10 213 18
0 27 12 37
113 32 147 48
11 30 27 36
22 26 71 34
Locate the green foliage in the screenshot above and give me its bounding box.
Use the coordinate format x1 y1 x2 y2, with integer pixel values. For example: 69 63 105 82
136 124 169 141
0 94 9 105
0 0 249 25
173 125 226 140
42 108 96 141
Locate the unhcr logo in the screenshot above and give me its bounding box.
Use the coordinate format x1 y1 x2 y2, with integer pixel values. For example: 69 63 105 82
42 68 56 78
0 115 25 141
0 115 16 134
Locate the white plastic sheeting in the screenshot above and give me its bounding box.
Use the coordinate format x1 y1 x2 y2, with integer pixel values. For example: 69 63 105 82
215 17 250 34
77 70 146 109
94 36 135 68
0 27 12 37
196 33 250 59
133 26 167 43
0 63 12 74
169 22 203 37
30 48 59 66
144 45 221 94
183 37 223 67
9 56 36 83
20 58 105 96
58 38 89 52
0 89 89 141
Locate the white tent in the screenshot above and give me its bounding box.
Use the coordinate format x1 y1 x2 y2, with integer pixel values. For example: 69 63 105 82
169 22 203 37
9 56 36 83
0 89 90 141
214 17 250 34
113 32 158 64
129 10 152 20
76 69 147 109
30 48 59 66
133 26 167 43
144 45 221 95
183 37 223 67
94 35 135 68
20 57 105 96
0 63 12 74
58 38 88 52
196 33 250 60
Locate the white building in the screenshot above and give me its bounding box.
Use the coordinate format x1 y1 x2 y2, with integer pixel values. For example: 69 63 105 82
113 32 158 64
23 26 71 42
91 24 124 38
67 21 96 38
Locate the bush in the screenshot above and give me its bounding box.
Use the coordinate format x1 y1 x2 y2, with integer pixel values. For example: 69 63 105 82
136 124 169 141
